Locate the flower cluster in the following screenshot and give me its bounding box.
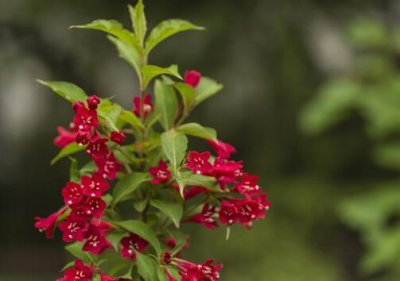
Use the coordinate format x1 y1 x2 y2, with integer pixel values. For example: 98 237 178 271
35 2 269 280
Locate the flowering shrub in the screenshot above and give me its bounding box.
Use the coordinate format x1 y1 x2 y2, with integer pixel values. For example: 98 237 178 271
34 1 270 280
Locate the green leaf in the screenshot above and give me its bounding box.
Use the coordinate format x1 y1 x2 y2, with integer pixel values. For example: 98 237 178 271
136 251 159 281
65 242 93 263
37 80 87 103
108 36 141 82
146 19 204 55
51 143 85 165
161 130 188 170
97 100 123 125
106 230 126 251
79 161 97 176
157 265 169 281
128 0 147 46
177 122 216 140
112 172 150 205
194 77 223 105
71 19 138 46
69 157 80 182
150 199 183 228
155 80 178 130
184 174 218 190
114 220 162 256
142 65 181 89
174 82 195 114
119 110 144 130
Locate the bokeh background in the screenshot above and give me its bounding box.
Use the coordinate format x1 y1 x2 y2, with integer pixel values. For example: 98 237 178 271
2 0 400 280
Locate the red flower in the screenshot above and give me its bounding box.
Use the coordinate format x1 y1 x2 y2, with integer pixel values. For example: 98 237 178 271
120 233 149 260
218 200 238 225
94 153 121 180
185 151 213 175
54 126 77 148
58 214 89 242
133 95 153 117
86 138 109 159
166 236 176 248
34 206 67 238
101 273 117 281
184 70 201 88
237 199 261 226
87 95 100 110
75 129 93 145
183 186 207 200
81 174 110 198
73 101 98 130
149 160 171 185
83 197 106 218
83 225 110 254
62 182 84 206
190 203 217 230
163 251 172 264
207 139 236 159
175 259 223 281
234 173 260 195
110 131 126 145
58 260 93 281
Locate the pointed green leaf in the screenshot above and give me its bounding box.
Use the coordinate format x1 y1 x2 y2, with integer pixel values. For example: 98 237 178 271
161 130 188 169
115 220 162 256
108 36 141 82
128 0 147 46
194 77 223 105
69 157 80 182
177 122 216 140
112 172 151 205
136 251 159 281
174 82 195 114
157 265 169 281
119 110 144 130
71 19 138 47
146 19 204 55
51 143 85 165
155 80 178 130
150 199 183 228
65 242 93 263
97 100 123 125
37 80 87 103
106 230 126 251
142 64 181 89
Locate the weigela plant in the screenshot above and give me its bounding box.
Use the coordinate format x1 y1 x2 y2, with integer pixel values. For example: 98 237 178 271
34 1 270 280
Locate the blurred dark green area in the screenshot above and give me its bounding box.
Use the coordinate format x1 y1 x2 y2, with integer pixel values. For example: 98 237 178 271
2 0 400 280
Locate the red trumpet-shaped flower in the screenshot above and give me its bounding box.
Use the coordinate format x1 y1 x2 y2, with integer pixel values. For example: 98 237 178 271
86 137 109 159
81 174 110 198
218 200 239 225
207 139 236 159
57 260 93 281
185 151 213 175
34 206 67 238
54 126 77 148
190 203 218 230
133 94 153 117
120 233 149 260
94 153 121 180
175 258 223 281
110 131 126 145
234 173 261 195
62 181 84 206
149 160 171 185
58 214 89 242
83 225 110 254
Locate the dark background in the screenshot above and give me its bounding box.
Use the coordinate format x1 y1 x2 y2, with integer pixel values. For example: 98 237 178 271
1 0 399 280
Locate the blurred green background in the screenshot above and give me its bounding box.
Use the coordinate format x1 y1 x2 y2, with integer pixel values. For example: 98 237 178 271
2 0 400 280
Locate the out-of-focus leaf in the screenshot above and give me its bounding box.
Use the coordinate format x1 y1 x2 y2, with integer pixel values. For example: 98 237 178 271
119 110 144 130
374 143 400 170
112 172 150 205
174 82 195 115
65 242 93 263
136 251 159 281
145 19 204 55
161 130 188 170
142 65 181 89
150 199 183 228
194 77 223 106
69 157 80 182
155 80 178 130
51 143 85 165
128 0 146 46
177 122 216 140
37 80 87 103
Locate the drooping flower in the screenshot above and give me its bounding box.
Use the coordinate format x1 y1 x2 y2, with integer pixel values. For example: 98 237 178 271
184 70 201 88
81 174 110 198
86 137 109 159
54 126 77 148
110 131 126 145
83 225 110 254
133 95 153 117
234 173 260 195
34 206 67 238
207 139 236 159
218 200 239 225
87 95 100 110
62 181 84 206
57 260 93 281
175 258 223 281
120 233 149 260
94 153 121 180
149 160 171 185
58 214 89 242
189 203 218 230
185 151 213 175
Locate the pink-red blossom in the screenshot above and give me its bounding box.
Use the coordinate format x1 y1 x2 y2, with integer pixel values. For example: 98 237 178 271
207 139 236 159
34 206 67 238
149 160 171 185
184 70 201 88
110 131 126 144
57 260 93 281
120 233 149 260
133 95 153 117
54 126 77 148
185 151 213 175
